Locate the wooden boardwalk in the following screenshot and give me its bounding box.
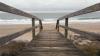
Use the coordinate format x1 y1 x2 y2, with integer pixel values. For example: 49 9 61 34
0 2 100 56
18 29 85 56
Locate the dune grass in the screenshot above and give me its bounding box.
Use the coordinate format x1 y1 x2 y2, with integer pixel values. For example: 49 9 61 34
68 34 100 56
0 41 28 56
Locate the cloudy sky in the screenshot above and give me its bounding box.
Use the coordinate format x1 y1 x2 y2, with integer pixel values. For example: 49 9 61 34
0 0 100 12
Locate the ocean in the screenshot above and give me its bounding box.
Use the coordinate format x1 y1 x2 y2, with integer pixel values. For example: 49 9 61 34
0 11 100 24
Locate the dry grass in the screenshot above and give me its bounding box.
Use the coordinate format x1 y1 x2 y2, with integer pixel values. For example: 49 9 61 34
77 42 98 56
69 34 100 56
0 41 28 56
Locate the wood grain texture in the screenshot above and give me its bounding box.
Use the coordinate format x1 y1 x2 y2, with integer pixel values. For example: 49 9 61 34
18 28 85 56
58 3 100 20
0 2 40 20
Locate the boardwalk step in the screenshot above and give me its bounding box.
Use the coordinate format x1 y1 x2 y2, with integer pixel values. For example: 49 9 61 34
28 44 75 47
18 52 83 56
30 40 70 43
35 38 66 40
33 39 67 41
28 41 74 47
18 29 85 56
22 47 79 52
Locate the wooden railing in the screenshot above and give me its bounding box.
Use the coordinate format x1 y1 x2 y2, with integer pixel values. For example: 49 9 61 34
56 3 100 41
0 2 43 45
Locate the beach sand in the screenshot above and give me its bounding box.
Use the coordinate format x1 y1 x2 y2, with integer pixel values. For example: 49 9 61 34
0 23 99 56
69 22 100 33
0 22 100 42
0 24 32 42
0 24 31 37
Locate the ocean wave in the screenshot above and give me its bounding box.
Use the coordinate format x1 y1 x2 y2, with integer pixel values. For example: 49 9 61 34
0 19 100 24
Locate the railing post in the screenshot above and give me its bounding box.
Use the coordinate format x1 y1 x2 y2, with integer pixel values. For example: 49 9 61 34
65 18 68 38
57 20 59 32
39 20 43 31
32 18 35 38
56 20 58 29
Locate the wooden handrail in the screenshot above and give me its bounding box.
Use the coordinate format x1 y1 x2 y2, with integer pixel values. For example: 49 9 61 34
56 20 59 31
39 20 43 31
0 25 40 45
58 3 100 20
0 2 43 45
0 2 43 31
56 3 100 39
0 2 41 20
59 25 100 41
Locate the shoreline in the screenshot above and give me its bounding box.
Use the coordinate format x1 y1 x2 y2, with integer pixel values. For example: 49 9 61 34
0 19 100 24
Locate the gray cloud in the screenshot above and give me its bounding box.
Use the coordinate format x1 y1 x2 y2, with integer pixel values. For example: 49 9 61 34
0 0 99 12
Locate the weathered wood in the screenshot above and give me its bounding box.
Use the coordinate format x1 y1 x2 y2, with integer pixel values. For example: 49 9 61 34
39 20 43 31
59 25 100 41
0 25 39 46
32 18 35 38
0 28 32 45
65 18 68 38
68 27 100 41
0 2 43 46
58 3 100 20
56 20 59 32
0 2 40 20
18 28 85 56
56 20 58 29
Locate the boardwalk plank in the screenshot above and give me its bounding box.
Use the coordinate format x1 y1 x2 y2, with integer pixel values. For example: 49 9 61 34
18 29 85 56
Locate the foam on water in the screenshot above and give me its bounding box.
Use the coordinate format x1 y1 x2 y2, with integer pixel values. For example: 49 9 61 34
69 19 100 23
0 19 100 24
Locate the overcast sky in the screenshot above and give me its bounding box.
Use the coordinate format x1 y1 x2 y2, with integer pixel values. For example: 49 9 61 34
0 0 100 12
